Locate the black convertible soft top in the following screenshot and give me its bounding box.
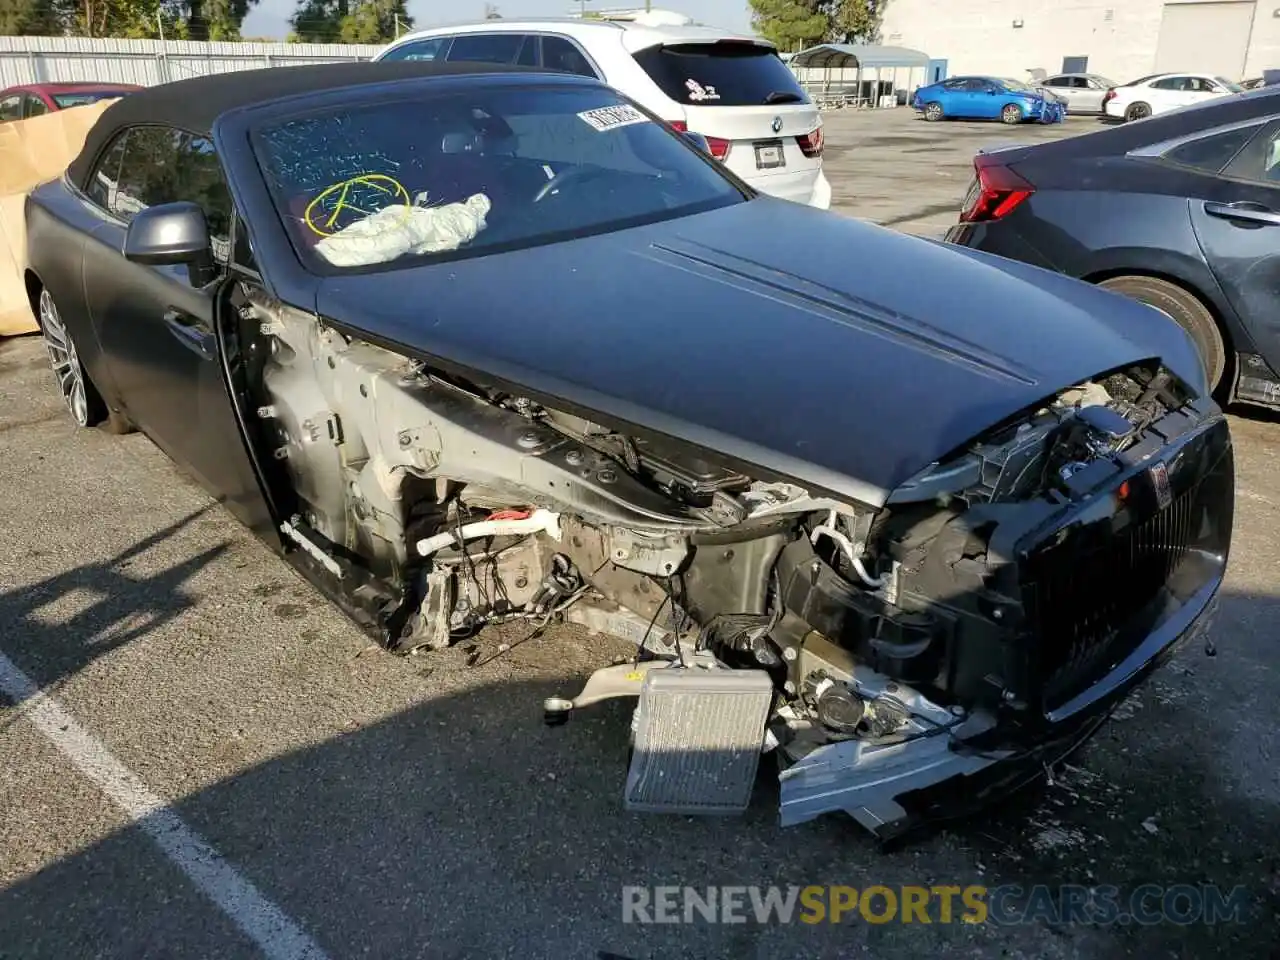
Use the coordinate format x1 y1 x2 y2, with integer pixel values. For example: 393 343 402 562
66 60 552 187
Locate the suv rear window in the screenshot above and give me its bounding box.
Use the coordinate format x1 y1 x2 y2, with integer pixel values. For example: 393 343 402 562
631 42 809 107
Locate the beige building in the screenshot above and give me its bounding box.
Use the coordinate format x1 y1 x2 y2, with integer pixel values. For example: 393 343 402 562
878 0 1280 84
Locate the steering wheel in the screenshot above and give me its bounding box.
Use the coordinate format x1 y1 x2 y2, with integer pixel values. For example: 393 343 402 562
532 165 609 204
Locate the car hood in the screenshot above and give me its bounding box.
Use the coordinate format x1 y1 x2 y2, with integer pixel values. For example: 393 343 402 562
316 198 1203 508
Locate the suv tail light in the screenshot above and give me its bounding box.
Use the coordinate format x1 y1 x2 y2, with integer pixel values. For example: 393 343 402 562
959 156 1035 223
669 120 731 160
796 126 824 158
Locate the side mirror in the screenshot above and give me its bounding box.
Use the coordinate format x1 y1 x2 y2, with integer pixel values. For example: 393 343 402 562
680 129 713 155
123 202 215 287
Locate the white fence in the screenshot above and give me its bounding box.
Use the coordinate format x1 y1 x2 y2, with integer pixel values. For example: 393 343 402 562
0 37 383 88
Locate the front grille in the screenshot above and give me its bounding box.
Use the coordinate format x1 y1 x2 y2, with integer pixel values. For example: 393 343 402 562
1021 479 1203 707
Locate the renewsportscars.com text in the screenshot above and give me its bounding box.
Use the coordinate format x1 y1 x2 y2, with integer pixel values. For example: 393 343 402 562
621 884 1250 926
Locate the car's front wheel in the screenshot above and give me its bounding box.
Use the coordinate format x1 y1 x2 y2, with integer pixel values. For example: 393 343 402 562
1000 104 1024 124
1097 275 1227 393
1125 102 1152 122
923 102 944 121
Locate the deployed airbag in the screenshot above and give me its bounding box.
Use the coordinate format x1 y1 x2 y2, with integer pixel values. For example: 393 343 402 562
314 192 491 267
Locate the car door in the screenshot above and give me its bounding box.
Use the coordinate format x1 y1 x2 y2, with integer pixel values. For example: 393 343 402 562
80 124 273 531
974 78 1005 119
1190 77 1230 106
947 78 985 117
1186 118 1280 378
1065 76 1101 112
1050 76 1080 111
936 78 972 116
23 93 50 118
1146 76 1186 114
1044 75 1082 112
1082 76 1114 113
1169 76 1208 109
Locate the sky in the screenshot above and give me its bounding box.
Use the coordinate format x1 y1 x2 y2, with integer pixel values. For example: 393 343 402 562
240 0 754 42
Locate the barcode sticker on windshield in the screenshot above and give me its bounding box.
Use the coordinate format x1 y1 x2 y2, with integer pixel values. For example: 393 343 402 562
577 104 649 132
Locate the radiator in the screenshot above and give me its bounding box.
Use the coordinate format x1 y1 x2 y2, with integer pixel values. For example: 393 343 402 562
624 668 775 816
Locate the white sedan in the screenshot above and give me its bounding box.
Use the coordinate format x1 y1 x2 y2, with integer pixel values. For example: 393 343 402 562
1104 73 1243 121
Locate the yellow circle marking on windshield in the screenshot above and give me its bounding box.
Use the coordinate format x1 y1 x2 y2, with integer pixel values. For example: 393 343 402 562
303 174 411 237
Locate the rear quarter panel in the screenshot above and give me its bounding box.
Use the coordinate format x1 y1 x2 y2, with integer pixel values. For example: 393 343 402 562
981 155 1261 356
24 179 127 407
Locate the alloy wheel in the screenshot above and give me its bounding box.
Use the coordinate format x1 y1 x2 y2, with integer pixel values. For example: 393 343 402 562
39 289 90 426
925 103 943 121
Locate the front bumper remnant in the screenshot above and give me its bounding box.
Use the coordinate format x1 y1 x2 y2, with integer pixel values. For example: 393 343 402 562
778 725 1000 833
778 585 1220 838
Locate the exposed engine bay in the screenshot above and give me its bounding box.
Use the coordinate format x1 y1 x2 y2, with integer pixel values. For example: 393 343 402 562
233 287 1230 838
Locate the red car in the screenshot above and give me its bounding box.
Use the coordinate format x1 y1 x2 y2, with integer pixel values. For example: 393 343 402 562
0 81 142 122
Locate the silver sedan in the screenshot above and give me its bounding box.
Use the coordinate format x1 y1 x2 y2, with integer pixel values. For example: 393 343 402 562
1040 72 1119 113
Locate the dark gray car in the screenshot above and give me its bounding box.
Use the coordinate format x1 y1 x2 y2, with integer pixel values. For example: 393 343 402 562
22 60 1232 840
948 84 1280 409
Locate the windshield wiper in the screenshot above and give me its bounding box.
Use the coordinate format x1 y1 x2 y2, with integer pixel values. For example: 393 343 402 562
764 91 804 104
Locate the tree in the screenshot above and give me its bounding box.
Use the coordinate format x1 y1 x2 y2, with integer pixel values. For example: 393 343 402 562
829 0 883 44
0 0 260 38
291 0 409 43
186 0 257 40
0 0 71 34
289 0 342 42
337 0 407 42
747 0 828 54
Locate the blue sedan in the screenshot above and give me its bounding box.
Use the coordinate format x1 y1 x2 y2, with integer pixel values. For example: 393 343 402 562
911 76 1066 124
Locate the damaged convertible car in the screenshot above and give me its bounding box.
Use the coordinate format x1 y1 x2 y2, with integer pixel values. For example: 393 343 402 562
24 62 1233 839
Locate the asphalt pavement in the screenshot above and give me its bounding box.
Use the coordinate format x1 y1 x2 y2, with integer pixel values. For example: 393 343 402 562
1 109 1278 960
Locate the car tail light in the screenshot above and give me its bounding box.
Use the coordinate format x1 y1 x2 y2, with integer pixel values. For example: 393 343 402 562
669 120 732 160
1103 88 1117 105
959 156 1036 223
796 126 824 158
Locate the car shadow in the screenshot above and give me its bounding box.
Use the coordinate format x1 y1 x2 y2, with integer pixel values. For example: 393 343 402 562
0 582 1276 959
0 506 228 702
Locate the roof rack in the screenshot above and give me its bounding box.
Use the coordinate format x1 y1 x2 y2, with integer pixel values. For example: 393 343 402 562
401 16 625 31
581 8 697 25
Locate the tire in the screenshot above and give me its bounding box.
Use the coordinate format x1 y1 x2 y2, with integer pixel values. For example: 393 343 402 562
1000 103 1023 124
923 101 944 122
1097 275 1227 392
1125 101 1151 122
35 286 131 432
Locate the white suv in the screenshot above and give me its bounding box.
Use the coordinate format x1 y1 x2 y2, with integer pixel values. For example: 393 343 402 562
374 18 831 209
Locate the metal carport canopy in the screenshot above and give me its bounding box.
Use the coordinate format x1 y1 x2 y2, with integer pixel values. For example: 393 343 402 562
789 44 930 70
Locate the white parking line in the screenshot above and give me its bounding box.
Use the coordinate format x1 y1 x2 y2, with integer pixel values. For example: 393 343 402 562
0 650 330 960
